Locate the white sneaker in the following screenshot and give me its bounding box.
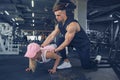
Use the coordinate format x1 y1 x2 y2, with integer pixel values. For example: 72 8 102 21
57 62 72 69
95 55 102 63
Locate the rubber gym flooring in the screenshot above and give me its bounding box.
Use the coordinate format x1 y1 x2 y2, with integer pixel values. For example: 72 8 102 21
0 52 119 80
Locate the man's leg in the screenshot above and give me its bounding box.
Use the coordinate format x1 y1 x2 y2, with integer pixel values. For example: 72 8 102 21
56 37 72 69
76 47 97 69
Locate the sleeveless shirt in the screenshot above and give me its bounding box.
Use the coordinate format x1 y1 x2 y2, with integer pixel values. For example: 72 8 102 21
58 18 90 50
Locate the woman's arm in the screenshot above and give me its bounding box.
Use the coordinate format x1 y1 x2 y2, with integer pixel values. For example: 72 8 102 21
46 51 61 74
27 58 37 72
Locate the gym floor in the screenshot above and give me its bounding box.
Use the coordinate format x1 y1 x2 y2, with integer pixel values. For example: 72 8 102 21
0 52 119 80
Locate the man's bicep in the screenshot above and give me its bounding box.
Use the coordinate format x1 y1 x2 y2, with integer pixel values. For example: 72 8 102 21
65 27 76 44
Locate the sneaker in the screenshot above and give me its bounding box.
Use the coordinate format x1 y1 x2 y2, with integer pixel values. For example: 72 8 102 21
57 62 72 69
94 55 102 63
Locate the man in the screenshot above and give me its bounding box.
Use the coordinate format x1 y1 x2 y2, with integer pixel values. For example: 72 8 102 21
41 2 96 69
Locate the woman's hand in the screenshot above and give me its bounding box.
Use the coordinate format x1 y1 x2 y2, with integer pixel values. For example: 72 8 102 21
48 68 56 74
25 68 32 72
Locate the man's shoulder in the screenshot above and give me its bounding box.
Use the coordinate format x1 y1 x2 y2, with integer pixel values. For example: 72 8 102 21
69 21 79 27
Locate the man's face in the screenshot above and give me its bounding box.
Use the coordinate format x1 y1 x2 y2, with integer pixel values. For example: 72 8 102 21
54 10 66 22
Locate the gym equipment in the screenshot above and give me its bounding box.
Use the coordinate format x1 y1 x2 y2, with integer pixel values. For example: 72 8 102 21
0 23 19 55
109 12 120 78
88 11 120 78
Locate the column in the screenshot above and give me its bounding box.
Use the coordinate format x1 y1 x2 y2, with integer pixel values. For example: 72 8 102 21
74 0 87 31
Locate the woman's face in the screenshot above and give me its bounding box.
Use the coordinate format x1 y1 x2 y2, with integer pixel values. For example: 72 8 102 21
32 50 41 60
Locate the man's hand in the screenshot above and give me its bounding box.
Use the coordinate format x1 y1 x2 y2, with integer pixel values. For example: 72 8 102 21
48 49 56 53
40 44 45 48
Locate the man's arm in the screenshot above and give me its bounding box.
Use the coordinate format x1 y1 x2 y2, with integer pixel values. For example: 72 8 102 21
55 22 80 52
41 25 60 47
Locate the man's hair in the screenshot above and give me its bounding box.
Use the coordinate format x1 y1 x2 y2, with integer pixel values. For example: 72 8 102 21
53 3 67 12
53 2 76 12
53 2 76 18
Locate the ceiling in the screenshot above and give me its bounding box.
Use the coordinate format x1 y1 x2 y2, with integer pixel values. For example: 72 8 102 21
0 0 56 30
87 0 120 22
0 0 120 30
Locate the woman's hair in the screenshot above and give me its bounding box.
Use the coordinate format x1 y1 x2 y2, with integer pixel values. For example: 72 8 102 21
29 59 37 72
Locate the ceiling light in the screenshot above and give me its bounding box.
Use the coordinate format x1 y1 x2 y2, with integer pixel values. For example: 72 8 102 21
4 10 9 15
32 13 34 17
15 17 24 21
12 18 15 21
109 14 112 17
32 19 34 23
32 24 35 26
31 0 34 7
16 23 19 25
114 20 118 23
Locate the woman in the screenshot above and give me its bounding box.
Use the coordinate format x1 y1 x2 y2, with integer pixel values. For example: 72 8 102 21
24 42 61 74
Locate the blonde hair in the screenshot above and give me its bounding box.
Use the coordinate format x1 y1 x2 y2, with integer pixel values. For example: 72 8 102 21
29 58 37 72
